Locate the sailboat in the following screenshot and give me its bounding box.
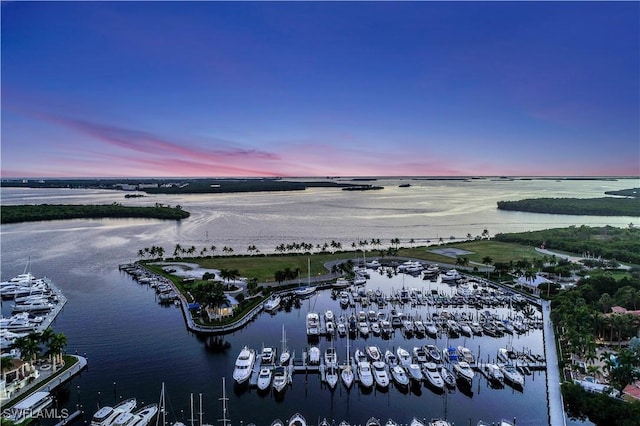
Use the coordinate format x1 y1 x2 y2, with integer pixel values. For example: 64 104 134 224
218 378 230 426
341 338 354 389
279 325 291 365
293 258 315 297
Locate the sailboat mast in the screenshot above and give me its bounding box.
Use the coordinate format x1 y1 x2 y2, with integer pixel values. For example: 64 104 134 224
199 393 203 426
307 257 311 286
218 378 230 426
190 394 195 426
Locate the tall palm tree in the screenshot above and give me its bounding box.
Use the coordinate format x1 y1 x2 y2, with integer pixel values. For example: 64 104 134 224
47 333 67 372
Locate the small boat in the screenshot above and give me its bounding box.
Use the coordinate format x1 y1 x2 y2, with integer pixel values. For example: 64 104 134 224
272 366 289 393
412 346 428 363
424 344 441 363
261 347 276 364
232 346 255 384
441 269 462 282
484 363 504 385
263 294 281 312
333 277 350 288
372 361 390 388
357 321 370 337
428 420 453 426
410 418 425 426
365 345 382 361
413 320 426 336
380 320 393 336
271 420 285 426
288 413 307 426
390 365 410 388
357 361 374 388
365 417 381 426
324 347 338 366
319 419 331 426
339 291 350 307
337 322 347 337
396 347 412 368
280 326 291 365
501 364 525 388
308 346 320 364
384 350 398 367
384 420 400 426
257 368 272 391
440 365 456 388
131 404 158 426
370 322 381 335
457 346 475 363
306 313 320 337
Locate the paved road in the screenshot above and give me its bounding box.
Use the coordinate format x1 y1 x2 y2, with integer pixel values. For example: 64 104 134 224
541 299 566 426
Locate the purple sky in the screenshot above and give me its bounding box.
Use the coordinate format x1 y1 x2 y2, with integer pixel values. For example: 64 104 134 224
2 2 639 178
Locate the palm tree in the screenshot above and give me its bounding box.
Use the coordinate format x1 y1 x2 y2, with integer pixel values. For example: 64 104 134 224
47 333 67 372
482 256 494 278
173 244 182 258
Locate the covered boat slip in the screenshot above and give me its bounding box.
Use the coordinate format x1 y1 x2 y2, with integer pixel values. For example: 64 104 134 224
5 391 54 422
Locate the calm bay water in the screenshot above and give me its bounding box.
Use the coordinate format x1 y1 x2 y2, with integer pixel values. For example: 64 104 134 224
2 177 637 425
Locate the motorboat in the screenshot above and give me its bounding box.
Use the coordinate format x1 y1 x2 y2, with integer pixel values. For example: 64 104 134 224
459 322 473 336
91 397 137 426
380 320 393 336
294 285 315 298
365 418 381 426
308 346 320 364
406 363 424 383
272 366 289 393
12 300 55 313
422 362 445 390
457 346 475 363
288 413 306 426
412 346 428 364
365 345 381 362
232 346 255 384
372 361 390 388
339 291 350 307
441 269 462 282
384 350 398 367
306 313 320 337
271 420 285 426
324 310 335 323
452 361 475 383
325 364 339 389
337 322 347 337
396 347 412 368
365 259 381 268
428 420 453 426
424 321 438 337
333 277 350 288
263 294 281 312
440 365 456 388
357 321 370 337
130 403 158 426
501 364 525 388
257 367 272 391
413 320 426 336
261 347 276 365
370 322 381 335
390 365 410 388
324 347 338 366
424 344 441 363
410 418 425 426
357 361 374 388
484 363 504 385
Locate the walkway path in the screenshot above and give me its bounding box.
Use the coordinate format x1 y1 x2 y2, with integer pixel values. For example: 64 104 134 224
541 299 566 426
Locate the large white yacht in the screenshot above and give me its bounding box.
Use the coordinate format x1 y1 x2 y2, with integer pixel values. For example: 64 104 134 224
232 346 256 384
91 397 137 426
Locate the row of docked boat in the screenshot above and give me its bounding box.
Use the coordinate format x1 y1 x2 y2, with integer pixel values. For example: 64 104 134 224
121 264 180 304
1 271 67 346
265 414 455 426
91 397 158 426
304 307 540 341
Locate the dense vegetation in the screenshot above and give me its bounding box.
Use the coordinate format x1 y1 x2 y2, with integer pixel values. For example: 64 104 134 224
1 203 190 224
562 381 640 425
494 226 640 265
496 197 640 216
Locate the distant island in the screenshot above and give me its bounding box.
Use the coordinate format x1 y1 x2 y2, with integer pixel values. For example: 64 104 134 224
604 187 639 198
496 196 640 217
1 204 190 224
341 184 384 191
1 178 379 194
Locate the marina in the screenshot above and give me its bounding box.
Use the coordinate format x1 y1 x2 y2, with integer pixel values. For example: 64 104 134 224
3 179 635 425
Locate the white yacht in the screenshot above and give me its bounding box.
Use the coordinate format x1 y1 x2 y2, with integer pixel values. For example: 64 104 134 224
325 364 339 389
452 361 475 383
263 295 281 312
406 363 424 383
306 312 320 337
357 361 374 388
232 346 255 384
457 345 475 363
308 345 320 364
257 367 272 391
341 363 355 389
390 365 410 388
484 363 504 385
91 397 137 426
272 366 289 393
333 277 350 288
371 361 390 388
441 269 462 282
396 347 412 368
261 347 276 365
130 404 158 426
422 362 445 389
501 364 525 388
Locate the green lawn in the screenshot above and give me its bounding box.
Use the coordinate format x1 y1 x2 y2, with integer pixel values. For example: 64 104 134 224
396 240 544 265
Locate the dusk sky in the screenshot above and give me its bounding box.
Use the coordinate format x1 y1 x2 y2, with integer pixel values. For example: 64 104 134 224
2 1 639 178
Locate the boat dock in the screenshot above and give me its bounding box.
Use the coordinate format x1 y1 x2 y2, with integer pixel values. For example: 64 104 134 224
35 277 67 332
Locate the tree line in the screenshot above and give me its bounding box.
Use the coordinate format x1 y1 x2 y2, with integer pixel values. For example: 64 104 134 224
496 197 640 217
1 203 190 224
494 225 640 264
